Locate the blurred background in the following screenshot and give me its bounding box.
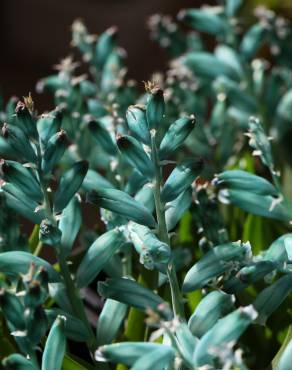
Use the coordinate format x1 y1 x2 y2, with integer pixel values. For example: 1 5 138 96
1 0 292 112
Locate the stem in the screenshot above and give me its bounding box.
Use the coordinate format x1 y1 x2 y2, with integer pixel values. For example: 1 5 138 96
28 350 40 370
35 143 98 361
150 133 185 319
33 241 43 256
58 250 98 354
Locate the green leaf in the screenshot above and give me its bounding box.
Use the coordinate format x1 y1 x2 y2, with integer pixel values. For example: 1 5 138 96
62 354 89 370
53 160 89 214
76 229 125 288
29 225 40 253
276 339 292 370
42 316 66 370
87 188 156 227
62 354 88 370
273 326 292 370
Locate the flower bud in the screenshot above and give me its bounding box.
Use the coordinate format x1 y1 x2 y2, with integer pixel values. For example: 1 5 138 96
161 158 203 203
117 135 154 179
126 105 150 144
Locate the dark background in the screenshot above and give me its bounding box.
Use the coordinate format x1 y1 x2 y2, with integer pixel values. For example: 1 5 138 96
2 0 292 112
0 0 213 111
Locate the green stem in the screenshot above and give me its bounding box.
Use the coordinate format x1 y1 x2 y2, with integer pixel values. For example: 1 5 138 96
28 350 40 370
33 241 43 256
58 250 98 354
35 142 98 362
150 133 185 319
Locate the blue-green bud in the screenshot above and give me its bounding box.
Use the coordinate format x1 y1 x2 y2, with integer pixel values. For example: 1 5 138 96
1 181 45 224
15 99 38 140
53 160 88 213
215 170 278 196
183 241 251 292
96 342 169 367
0 159 43 203
194 305 257 366
41 130 68 173
95 26 118 67
87 188 156 227
145 84 165 130
178 8 227 35
240 23 267 60
159 116 196 159
98 277 170 318
165 188 192 231
87 118 117 155
39 219 62 246
2 354 36 370
0 252 60 282
1 123 37 163
76 228 125 288
59 195 82 257
132 346 175 370
96 299 128 346
129 223 171 272
41 315 66 370
0 289 25 330
161 158 203 203
126 105 151 145
188 291 235 338
181 52 239 81
117 135 154 179
253 274 292 325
